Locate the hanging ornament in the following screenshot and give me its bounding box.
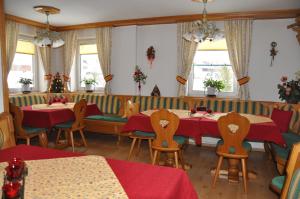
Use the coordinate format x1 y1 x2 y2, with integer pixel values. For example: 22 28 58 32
146 46 155 67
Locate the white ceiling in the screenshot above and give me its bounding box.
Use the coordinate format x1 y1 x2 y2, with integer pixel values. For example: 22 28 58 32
4 0 300 26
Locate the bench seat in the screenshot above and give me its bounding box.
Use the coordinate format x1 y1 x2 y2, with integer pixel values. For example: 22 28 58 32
86 115 127 123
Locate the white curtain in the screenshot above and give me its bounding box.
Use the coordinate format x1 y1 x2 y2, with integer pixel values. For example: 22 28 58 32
6 20 19 75
63 31 77 77
96 27 112 94
177 22 198 96
39 47 51 75
224 19 253 100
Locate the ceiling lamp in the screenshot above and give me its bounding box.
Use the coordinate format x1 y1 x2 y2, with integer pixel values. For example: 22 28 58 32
33 6 64 48
183 0 223 43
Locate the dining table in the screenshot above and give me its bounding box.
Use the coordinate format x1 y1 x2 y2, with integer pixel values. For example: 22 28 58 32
21 103 102 128
122 109 285 183
0 145 198 199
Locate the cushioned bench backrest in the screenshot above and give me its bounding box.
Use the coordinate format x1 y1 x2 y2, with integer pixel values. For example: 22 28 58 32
132 96 188 112
73 94 121 115
9 94 46 107
193 98 270 116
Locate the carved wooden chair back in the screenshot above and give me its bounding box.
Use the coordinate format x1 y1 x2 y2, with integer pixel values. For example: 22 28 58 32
217 112 251 156
150 109 180 149
9 103 27 137
0 112 15 149
281 142 300 199
71 99 87 130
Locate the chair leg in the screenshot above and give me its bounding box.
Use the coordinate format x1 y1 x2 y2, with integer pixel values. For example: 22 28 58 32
69 131 75 152
174 151 179 168
79 129 87 147
26 138 30 145
38 132 48 147
241 159 248 193
148 139 153 162
212 156 223 188
179 149 185 170
152 150 158 165
136 139 142 156
128 138 137 160
56 129 62 145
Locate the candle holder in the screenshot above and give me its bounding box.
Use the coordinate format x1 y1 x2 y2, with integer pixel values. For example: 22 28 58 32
2 158 27 199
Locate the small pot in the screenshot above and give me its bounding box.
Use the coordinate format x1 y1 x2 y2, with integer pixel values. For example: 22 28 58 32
85 84 93 92
206 87 216 96
21 84 31 94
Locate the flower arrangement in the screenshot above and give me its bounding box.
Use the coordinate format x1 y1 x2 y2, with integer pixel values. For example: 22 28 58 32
146 46 155 65
278 74 300 104
133 65 147 95
203 78 225 92
18 78 32 85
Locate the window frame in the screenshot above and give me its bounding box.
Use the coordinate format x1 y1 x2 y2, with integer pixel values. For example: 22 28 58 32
188 48 238 98
8 35 38 93
75 39 105 92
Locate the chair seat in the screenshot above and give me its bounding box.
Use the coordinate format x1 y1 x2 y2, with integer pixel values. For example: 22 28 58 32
282 132 300 149
85 115 128 123
160 136 188 148
271 175 285 191
217 139 252 154
23 126 45 134
133 131 155 138
55 121 74 129
271 143 290 160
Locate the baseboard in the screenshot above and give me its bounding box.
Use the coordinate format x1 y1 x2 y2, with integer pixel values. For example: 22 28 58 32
188 137 265 152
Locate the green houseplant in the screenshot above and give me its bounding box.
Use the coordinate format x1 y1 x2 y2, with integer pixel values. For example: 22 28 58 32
203 78 225 96
18 78 33 93
81 78 97 92
278 75 300 104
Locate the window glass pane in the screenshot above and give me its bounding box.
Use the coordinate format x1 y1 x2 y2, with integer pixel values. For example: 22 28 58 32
80 44 97 55
8 53 34 88
80 54 105 88
193 51 231 65
16 40 35 55
197 39 227 51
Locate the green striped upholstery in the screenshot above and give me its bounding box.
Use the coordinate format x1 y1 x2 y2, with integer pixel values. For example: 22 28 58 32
9 94 47 107
288 169 300 199
73 94 121 115
131 96 188 112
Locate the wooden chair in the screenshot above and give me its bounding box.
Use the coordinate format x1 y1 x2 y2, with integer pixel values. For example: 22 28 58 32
270 142 300 199
0 112 16 149
212 112 251 193
150 109 187 169
9 103 48 147
55 99 87 152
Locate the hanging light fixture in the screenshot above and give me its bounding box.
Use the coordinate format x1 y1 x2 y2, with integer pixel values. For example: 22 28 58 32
183 0 223 43
33 6 64 48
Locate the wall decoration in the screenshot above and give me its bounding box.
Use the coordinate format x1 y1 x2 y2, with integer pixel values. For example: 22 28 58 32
151 85 161 96
50 72 64 93
133 65 147 96
270 41 278 66
146 46 155 67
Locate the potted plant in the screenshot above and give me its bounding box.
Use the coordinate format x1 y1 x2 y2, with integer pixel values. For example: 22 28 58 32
18 78 32 94
278 75 300 104
203 78 225 96
81 78 97 92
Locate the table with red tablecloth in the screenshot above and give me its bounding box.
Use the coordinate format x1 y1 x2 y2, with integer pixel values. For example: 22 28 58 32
0 145 198 199
21 104 101 128
122 112 285 146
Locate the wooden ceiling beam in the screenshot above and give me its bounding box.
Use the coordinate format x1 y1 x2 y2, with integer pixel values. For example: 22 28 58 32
5 9 300 32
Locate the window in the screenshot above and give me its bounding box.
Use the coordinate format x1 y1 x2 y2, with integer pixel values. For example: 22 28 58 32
78 43 105 89
8 40 36 90
188 39 237 97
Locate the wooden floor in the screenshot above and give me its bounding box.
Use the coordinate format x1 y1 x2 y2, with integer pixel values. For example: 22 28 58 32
29 132 279 199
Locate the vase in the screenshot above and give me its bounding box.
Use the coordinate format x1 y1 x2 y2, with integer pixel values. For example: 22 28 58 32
85 84 93 92
21 84 31 94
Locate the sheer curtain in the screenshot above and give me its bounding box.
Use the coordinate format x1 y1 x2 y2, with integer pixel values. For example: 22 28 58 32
224 19 253 100
96 27 113 94
38 47 51 92
177 22 198 96
5 20 19 75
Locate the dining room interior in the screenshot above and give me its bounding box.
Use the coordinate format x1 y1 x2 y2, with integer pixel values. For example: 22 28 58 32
0 0 300 198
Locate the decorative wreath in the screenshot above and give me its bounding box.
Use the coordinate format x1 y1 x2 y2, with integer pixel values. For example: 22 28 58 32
147 46 155 64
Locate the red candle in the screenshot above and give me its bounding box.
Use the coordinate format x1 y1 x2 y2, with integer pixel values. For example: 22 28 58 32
2 182 21 199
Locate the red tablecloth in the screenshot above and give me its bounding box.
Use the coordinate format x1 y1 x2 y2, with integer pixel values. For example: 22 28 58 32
22 104 101 128
122 112 285 146
0 145 198 199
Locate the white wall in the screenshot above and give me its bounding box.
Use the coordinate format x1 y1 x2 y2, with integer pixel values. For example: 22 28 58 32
249 19 300 102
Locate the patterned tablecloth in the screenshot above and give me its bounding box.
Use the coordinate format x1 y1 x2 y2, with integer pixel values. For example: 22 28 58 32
32 103 75 110
141 109 273 124
0 156 128 199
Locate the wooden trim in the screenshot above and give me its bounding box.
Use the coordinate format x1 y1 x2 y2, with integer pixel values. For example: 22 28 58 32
4 9 300 31
5 14 55 30
55 9 300 31
0 0 9 112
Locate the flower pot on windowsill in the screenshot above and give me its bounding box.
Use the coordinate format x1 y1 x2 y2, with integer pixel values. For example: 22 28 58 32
21 84 31 94
206 86 217 97
85 84 94 93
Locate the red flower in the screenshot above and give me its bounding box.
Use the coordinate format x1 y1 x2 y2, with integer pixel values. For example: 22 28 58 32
281 76 288 82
